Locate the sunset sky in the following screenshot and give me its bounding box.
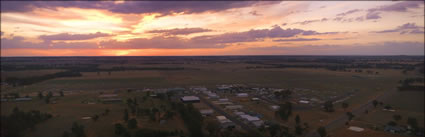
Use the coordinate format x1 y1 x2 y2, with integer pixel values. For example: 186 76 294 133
1 1 424 56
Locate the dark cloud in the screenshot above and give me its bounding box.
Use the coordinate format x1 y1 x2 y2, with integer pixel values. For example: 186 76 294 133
1 1 279 15
368 1 424 13
247 41 425 55
273 38 321 42
146 28 212 35
100 36 226 49
365 11 381 20
336 9 362 16
372 23 425 34
39 32 111 42
364 1 424 21
249 10 262 16
191 26 340 44
1 36 99 49
293 18 328 25
2 25 344 49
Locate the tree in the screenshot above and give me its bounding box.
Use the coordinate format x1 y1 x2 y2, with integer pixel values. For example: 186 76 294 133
92 115 99 122
342 102 349 111
388 121 397 126
48 91 53 98
269 124 281 137
126 98 133 106
62 131 70 137
407 117 418 129
164 110 175 120
317 127 327 137
206 120 220 136
71 122 86 137
45 91 53 104
384 105 392 110
114 123 125 135
276 102 292 121
372 100 378 108
323 101 334 112
393 114 402 121
295 125 303 135
295 114 301 125
128 118 138 129
45 96 50 104
105 108 110 115
38 92 43 99
124 109 129 122
346 112 355 121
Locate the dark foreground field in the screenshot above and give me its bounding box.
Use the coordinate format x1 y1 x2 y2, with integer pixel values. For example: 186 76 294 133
1 56 424 137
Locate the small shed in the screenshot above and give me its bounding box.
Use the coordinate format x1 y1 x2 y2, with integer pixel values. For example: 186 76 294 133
181 96 200 103
236 93 248 97
270 105 280 110
348 126 364 132
299 100 310 104
15 97 32 101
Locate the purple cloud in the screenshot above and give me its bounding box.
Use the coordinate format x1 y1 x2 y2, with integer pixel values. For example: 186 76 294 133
293 18 328 25
369 1 424 13
273 38 321 42
39 32 111 42
249 10 262 16
372 23 424 34
363 1 424 21
336 9 362 16
2 25 344 49
192 26 340 44
365 11 381 20
1 36 99 49
0 1 280 15
146 28 212 35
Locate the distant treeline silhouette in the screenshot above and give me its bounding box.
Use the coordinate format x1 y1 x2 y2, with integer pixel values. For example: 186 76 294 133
398 77 424 91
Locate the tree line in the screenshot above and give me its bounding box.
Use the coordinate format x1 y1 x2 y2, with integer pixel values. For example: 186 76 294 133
1 107 52 137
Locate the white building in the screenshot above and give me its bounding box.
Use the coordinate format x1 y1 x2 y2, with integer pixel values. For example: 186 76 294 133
218 98 229 102
252 120 264 127
270 105 280 110
236 93 248 97
207 93 219 98
181 96 200 103
299 100 310 104
348 126 364 132
216 116 227 121
240 114 260 121
15 97 32 101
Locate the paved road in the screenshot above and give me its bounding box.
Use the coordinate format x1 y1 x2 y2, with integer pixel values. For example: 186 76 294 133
197 94 262 136
305 89 398 137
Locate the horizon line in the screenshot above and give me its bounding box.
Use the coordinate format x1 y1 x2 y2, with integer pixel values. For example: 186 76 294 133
1 55 424 57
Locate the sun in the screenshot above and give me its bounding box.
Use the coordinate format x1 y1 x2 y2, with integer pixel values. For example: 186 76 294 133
115 50 130 56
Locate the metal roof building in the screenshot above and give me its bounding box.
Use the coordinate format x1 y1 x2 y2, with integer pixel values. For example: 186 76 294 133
180 96 200 103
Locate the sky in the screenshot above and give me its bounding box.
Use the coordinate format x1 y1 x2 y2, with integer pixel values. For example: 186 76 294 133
1 1 424 56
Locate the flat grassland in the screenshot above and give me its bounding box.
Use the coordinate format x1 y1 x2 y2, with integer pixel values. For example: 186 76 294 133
1 62 423 137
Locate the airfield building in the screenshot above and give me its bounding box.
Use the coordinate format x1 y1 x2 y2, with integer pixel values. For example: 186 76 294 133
181 96 200 103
